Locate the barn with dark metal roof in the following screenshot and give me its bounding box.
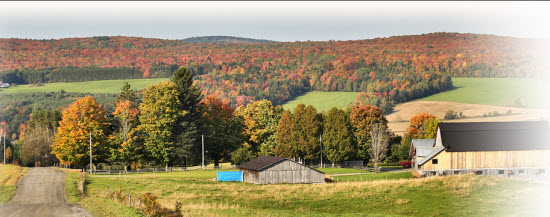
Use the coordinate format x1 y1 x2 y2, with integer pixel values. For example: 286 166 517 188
239 156 325 184
417 121 550 179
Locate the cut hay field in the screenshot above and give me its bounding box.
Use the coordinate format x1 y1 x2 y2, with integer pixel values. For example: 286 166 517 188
0 164 28 204
68 167 546 217
0 78 169 94
386 101 548 135
282 91 359 112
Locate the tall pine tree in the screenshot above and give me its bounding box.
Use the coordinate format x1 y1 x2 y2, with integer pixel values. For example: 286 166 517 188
170 67 203 167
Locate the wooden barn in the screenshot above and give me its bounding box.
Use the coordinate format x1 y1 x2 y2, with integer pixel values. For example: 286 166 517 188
239 156 325 184
417 121 550 179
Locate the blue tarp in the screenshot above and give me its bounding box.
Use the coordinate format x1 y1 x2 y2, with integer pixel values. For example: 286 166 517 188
217 171 243 182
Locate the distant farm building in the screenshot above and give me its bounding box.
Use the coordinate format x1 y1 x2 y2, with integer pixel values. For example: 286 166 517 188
239 156 325 184
415 121 550 179
410 139 436 170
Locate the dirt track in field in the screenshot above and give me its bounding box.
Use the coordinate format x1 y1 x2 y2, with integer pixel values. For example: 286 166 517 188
0 167 92 217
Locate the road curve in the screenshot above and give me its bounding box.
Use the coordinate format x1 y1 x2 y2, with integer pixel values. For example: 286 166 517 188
0 167 92 217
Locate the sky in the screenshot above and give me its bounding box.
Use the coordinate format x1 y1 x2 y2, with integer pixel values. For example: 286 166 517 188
1 1 549 41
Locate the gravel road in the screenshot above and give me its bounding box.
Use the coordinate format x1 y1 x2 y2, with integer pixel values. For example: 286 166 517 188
0 167 92 217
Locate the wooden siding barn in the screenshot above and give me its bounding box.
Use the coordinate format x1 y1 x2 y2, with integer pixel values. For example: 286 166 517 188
417 121 550 179
239 156 325 184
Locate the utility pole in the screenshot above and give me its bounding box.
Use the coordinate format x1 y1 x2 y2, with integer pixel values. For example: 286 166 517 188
89 132 92 174
2 130 5 164
201 135 205 170
319 134 323 168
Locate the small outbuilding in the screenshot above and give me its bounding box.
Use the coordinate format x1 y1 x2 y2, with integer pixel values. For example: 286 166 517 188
239 156 325 184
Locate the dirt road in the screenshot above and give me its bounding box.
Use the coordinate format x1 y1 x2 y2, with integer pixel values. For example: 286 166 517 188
0 167 91 217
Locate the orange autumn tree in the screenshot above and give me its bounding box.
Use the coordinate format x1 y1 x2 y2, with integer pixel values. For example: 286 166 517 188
394 113 438 161
349 104 388 161
406 113 437 139
199 95 241 166
52 96 108 170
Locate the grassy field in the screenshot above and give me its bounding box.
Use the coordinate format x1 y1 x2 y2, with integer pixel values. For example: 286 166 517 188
0 164 28 204
317 168 371 174
67 167 545 217
420 77 545 108
0 78 169 94
282 91 359 112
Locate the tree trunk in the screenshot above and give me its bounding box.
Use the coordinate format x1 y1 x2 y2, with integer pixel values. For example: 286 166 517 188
124 164 128 174
165 164 168 171
332 163 335 168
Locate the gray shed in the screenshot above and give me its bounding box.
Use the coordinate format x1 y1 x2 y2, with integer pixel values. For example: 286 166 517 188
239 156 325 184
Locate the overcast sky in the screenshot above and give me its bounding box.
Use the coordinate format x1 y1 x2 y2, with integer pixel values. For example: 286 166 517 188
1 1 549 41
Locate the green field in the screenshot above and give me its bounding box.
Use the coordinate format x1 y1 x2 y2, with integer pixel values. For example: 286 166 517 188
0 78 169 94
420 77 545 108
65 167 544 217
282 91 360 112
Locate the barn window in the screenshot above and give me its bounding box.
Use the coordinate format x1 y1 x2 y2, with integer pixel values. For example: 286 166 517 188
519 170 525 174
498 170 504 175
475 171 483 175
432 159 438 164
454 171 460 175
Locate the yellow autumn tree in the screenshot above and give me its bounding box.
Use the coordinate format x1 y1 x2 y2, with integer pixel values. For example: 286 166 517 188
51 96 108 170
139 81 187 170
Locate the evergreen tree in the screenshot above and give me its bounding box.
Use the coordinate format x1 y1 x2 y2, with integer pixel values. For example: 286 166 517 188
115 82 138 104
170 67 203 166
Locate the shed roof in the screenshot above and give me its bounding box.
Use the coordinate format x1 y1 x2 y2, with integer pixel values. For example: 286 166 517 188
417 147 445 166
416 146 438 157
412 139 435 147
238 156 287 171
438 121 549 152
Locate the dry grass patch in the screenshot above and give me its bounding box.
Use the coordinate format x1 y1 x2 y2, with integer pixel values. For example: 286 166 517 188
386 101 547 135
0 164 29 203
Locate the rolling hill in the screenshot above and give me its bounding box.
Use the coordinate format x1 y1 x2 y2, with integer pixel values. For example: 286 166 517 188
182 36 276 44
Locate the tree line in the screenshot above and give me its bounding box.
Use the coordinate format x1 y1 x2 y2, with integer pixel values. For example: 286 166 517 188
2 67 440 169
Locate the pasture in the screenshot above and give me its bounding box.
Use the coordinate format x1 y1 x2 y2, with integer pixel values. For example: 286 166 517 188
282 91 359 112
67 166 543 217
420 77 545 108
0 164 28 204
0 78 169 94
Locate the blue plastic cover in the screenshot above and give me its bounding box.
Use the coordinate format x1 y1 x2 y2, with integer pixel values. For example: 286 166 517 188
217 171 243 182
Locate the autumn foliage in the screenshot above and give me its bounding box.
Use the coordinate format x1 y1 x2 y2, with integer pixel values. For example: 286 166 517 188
52 96 108 167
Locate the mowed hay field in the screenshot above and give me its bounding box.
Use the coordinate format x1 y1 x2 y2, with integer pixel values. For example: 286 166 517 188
0 78 169 94
386 101 548 135
282 91 359 112
0 164 28 203
73 168 546 217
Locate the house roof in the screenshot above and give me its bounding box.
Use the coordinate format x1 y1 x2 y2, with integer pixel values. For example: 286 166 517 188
416 146 438 157
438 121 549 152
239 156 287 171
412 139 435 147
417 147 445 166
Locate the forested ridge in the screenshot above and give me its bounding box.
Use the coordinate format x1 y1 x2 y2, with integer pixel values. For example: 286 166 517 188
0 33 538 108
